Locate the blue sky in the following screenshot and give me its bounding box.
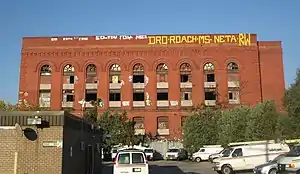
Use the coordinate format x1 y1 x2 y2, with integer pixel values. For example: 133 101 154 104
0 0 299 103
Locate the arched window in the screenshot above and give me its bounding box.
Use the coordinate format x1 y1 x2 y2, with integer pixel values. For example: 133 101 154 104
39 65 52 108
86 64 97 83
203 62 216 102
63 64 75 84
133 63 144 83
133 117 144 129
180 63 192 83
157 116 169 129
227 62 239 72
63 64 74 76
109 64 121 83
227 62 240 104
40 65 52 76
62 64 75 106
203 62 215 82
156 63 168 82
203 62 215 72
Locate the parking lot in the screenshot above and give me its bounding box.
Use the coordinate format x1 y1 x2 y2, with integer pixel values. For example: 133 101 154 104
102 160 253 174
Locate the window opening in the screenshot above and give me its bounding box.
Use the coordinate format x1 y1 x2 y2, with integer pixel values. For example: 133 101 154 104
157 92 168 100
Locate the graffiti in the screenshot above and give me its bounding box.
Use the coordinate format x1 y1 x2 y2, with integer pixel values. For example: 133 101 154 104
145 93 152 106
148 34 251 46
95 35 147 40
144 75 149 86
128 76 133 82
50 37 88 41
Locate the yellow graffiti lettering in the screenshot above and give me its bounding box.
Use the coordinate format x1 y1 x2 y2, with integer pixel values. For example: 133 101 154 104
230 35 237 43
181 36 187 43
148 36 156 45
175 36 181 44
161 36 168 45
238 33 251 46
147 34 251 46
169 36 175 44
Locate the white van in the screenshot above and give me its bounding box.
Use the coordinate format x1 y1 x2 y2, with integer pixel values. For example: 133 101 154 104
212 142 290 174
277 144 300 173
165 148 188 160
113 149 149 174
192 145 224 162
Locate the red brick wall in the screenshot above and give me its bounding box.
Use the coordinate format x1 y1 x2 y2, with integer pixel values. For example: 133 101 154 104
258 41 285 110
19 34 285 138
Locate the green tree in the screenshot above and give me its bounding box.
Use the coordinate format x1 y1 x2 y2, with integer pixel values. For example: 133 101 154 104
246 101 279 141
283 69 300 117
183 106 221 153
217 106 250 146
0 100 17 111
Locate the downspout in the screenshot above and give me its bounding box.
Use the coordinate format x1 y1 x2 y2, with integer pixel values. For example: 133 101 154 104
257 43 264 102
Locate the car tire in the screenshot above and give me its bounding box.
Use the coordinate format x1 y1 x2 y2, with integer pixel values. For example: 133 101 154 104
195 157 201 163
268 168 276 174
221 165 233 174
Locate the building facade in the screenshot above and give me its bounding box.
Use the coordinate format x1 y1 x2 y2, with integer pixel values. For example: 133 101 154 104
19 33 285 139
0 111 103 174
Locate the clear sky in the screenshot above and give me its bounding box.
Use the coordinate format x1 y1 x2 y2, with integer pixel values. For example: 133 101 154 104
0 0 299 103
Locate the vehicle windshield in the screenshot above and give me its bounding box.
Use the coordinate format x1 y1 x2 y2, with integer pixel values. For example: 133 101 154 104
271 154 286 162
286 145 300 157
222 148 234 157
144 149 154 153
218 149 225 154
168 149 179 152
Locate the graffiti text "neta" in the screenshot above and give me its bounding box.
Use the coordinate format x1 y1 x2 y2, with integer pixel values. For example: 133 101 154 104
148 34 251 46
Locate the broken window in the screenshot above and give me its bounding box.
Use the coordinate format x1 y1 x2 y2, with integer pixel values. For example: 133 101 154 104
109 64 121 83
39 90 51 106
62 90 74 102
157 89 168 100
228 90 240 101
109 90 121 101
85 89 97 102
63 64 75 84
133 117 144 129
227 62 239 72
157 116 169 129
40 65 52 84
181 89 192 100
203 62 215 82
204 89 216 100
180 63 192 82
86 64 98 83
133 63 144 83
156 63 168 82
133 89 144 101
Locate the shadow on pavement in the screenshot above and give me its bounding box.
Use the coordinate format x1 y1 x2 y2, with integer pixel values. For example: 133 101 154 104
102 163 201 174
151 165 201 174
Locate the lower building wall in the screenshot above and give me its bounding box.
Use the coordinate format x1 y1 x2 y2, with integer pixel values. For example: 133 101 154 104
62 119 103 174
0 126 63 174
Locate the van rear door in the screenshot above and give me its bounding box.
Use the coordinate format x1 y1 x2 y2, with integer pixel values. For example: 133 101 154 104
114 152 149 174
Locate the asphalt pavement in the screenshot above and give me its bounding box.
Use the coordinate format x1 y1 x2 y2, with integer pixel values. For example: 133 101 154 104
102 160 254 174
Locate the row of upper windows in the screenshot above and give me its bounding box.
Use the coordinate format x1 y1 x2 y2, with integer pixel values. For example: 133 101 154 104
39 62 239 76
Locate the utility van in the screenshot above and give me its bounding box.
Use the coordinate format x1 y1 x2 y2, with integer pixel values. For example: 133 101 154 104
212 141 290 174
192 145 224 162
277 144 300 174
113 149 149 174
165 148 188 160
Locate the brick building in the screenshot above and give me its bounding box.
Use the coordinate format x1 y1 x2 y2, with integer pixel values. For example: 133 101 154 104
19 33 285 139
0 111 103 174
